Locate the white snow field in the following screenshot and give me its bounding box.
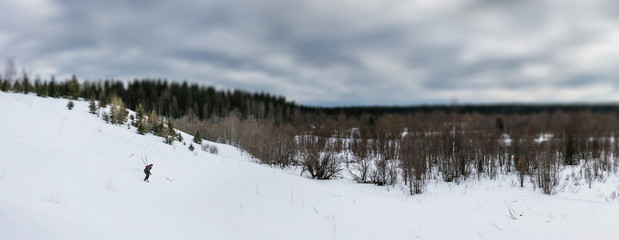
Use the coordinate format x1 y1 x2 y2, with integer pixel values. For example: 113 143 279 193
2 92 619 240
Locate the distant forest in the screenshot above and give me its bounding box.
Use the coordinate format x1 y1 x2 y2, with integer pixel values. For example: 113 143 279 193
1 75 298 123
3 72 619 123
5 69 619 196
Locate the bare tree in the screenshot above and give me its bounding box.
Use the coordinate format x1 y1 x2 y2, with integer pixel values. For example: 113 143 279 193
401 134 427 194
515 139 534 188
535 140 560 195
348 137 372 183
4 59 16 83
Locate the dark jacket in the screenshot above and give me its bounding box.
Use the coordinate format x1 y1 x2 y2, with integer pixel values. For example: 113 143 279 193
144 165 152 175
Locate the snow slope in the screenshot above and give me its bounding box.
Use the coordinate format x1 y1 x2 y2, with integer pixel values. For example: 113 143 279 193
1 92 619 240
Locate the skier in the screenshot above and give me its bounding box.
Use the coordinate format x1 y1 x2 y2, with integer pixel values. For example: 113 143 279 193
144 164 153 182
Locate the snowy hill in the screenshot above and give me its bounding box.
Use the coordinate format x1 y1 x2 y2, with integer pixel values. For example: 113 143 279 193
2 92 619 240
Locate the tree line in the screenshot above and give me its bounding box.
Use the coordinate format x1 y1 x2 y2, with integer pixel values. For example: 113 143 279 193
1 67 299 124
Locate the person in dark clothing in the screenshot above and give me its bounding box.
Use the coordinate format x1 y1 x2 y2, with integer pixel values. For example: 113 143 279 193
144 164 153 182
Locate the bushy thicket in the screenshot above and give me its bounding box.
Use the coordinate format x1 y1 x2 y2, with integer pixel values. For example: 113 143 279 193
175 114 298 168
176 109 619 195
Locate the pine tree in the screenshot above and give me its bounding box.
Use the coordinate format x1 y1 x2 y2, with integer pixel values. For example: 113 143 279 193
13 80 22 93
193 131 202 144
49 76 58 98
189 143 195 151
98 96 108 109
41 81 49 96
169 96 179 118
136 104 146 123
21 71 32 94
0 79 10 92
35 79 46 96
67 74 80 100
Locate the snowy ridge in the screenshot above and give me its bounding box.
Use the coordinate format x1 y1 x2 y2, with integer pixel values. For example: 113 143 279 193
1 92 619 240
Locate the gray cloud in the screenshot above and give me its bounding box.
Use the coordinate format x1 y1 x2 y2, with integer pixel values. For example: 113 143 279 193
2 0 619 106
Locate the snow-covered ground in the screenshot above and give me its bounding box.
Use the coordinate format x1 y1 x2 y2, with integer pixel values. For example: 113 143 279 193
1 92 619 240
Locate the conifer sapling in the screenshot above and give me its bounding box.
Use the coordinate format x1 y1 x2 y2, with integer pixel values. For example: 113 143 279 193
88 97 97 114
67 100 74 110
193 131 202 144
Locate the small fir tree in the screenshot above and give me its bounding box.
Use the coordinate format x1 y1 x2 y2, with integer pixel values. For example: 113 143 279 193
167 120 176 138
135 104 146 127
193 131 202 144
35 79 48 96
13 81 22 93
98 96 108 109
0 79 11 92
49 76 58 98
189 143 195 151
21 71 32 94
176 132 184 142
88 97 97 114
164 136 174 145
137 122 147 135
136 104 146 120
67 100 74 110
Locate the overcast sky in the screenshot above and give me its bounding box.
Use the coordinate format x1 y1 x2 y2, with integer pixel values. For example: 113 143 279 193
2 0 619 106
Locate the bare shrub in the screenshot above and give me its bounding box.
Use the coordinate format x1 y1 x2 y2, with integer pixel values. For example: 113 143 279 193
49 189 62 204
106 177 117 191
201 143 219 155
366 136 398 186
584 161 593 188
299 134 341 179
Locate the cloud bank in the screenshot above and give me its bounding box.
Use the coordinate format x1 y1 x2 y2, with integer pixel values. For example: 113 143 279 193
2 0 619 106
